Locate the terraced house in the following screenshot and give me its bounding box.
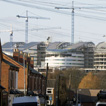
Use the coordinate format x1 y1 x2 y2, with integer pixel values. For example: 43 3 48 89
0 42 46 105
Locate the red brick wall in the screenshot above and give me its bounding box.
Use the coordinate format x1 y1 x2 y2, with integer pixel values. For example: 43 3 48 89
13 52 19 62
1 62 9 91
18 68 28 90
19 54 24 63
13 50 34 68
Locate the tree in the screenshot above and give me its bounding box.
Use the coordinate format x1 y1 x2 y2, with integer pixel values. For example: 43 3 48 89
78 72 100 89
47 67 85 106
96 71 106 89
62 67 85 89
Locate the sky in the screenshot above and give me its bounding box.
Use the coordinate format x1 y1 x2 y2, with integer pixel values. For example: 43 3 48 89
0 0 106 45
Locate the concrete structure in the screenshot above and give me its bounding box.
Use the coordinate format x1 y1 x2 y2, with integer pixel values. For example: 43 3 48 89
46 42 95 70
94 42 106 71
45 49 84 70
2 41 95 71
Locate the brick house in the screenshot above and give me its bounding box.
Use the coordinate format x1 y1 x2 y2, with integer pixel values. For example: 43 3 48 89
1 48 46 105
0 42 46 104
1 58 19 92
12 48 46 95
2 50 46 95
0 41 8 106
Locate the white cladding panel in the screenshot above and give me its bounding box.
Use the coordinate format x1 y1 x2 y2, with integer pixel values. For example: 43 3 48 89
45 53 84 68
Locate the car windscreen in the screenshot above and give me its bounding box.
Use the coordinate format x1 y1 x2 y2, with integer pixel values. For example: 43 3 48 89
12 102 37 106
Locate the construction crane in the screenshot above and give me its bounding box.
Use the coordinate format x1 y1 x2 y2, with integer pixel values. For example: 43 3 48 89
3 0 106 44
55 1 75 44
0 28 13 52
16 10 50 44
0 29 13 43
0 26 61 52
0 27 61 43
55 1 106 44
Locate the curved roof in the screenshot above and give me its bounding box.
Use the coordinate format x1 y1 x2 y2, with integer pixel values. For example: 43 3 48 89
2 42 40 51
47 42 70 49
96 42 106 49
2 42 25 48
19 42 39 50
47 42 61 49
66 42 85 50
66 42 95 50
46 42 95 53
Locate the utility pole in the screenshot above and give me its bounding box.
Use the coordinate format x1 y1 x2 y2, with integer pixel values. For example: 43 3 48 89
55 1 75 44
23 54 26 95
16 11 50 43
27 62 29 96
76 89 78 106
56 75 60 106
58 75 60 106
45 63 49 106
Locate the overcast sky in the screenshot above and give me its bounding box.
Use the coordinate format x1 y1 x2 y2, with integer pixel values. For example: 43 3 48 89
0 0 106 45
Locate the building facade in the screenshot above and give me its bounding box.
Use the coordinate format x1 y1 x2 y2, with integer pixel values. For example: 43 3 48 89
45 42 95 70
2 41 95 71
45 50 84 70
94 42 106 71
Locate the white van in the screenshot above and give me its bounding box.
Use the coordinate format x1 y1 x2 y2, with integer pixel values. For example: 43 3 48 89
12 96 40 106
96 102 106 106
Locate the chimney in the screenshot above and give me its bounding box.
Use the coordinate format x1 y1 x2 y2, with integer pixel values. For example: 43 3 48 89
27 53 30 65
30 57 34 68
13 48 19 62
19 51 24 64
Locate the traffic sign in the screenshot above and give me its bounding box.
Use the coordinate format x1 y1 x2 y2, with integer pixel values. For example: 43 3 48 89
49 97 52 101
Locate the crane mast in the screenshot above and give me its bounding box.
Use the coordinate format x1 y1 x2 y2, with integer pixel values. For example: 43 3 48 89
26 10 28 44
71 1 74 44
55 1 75 44
0 29 13 53
17 10 50 43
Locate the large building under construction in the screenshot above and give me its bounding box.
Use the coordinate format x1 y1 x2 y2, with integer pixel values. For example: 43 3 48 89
2 41 95 71
94 42 106 71
45 42 95 70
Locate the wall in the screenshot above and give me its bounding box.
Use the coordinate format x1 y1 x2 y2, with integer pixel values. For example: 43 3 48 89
1 62 9 91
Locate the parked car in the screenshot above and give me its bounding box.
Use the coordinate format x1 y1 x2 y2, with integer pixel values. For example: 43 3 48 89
12 96 40 106
96 102 106 106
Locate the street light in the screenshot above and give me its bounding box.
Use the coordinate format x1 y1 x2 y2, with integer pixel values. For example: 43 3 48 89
56 74 64 106
23 53 26 95
76 89 81 106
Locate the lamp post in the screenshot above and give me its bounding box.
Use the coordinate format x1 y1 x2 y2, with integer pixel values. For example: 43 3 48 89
23 53 26 95
45 63 49 106
76 89 78 106
76 89 81 106
56 74 64 106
